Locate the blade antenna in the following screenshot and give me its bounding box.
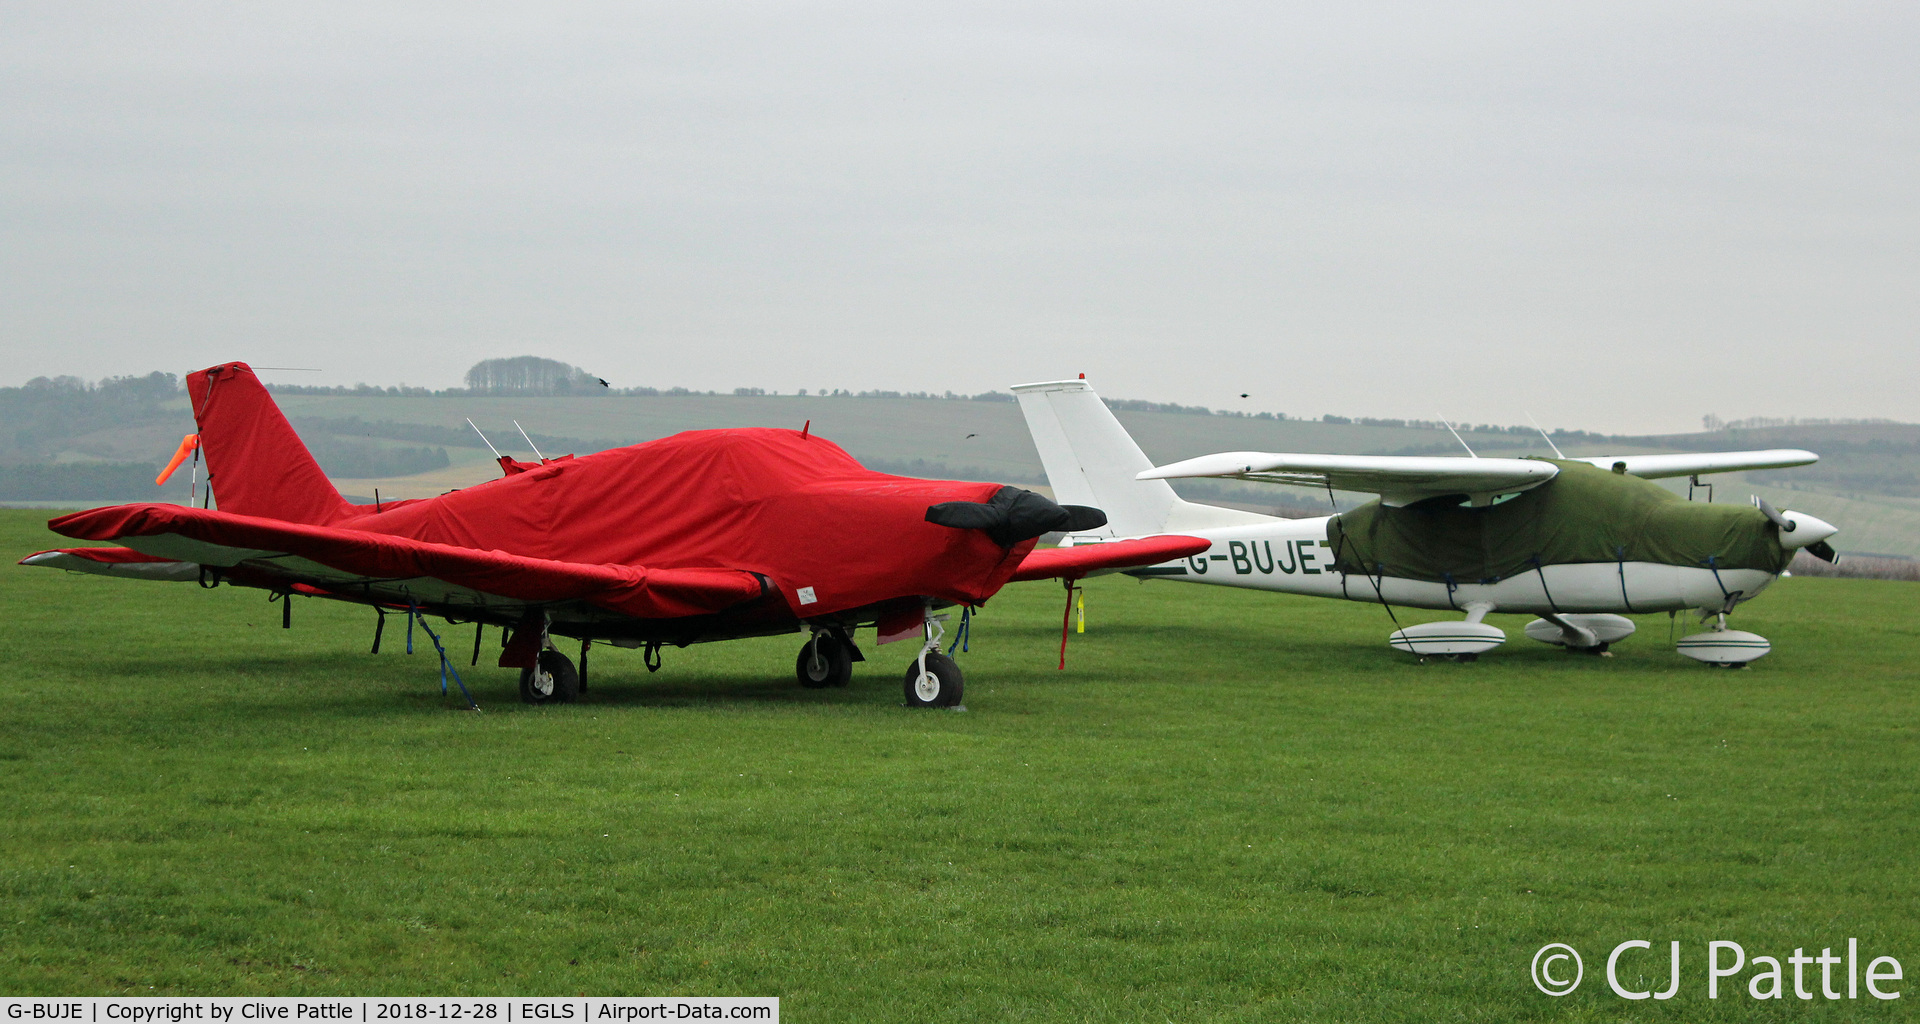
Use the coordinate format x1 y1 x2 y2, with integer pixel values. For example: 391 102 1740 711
1441 418 1477 458
1525 411 1565 458
466 418 504 459
513 420 546 461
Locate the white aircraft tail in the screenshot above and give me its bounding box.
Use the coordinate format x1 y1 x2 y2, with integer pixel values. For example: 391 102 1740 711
1012 378 1275 537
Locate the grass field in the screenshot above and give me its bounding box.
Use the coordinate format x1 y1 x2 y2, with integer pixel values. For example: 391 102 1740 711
3 508 1917 1020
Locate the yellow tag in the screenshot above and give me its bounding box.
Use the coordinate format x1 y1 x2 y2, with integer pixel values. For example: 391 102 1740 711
1075 589 1085 633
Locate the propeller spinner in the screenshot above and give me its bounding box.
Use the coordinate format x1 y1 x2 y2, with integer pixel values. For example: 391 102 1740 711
1753 496 1840 562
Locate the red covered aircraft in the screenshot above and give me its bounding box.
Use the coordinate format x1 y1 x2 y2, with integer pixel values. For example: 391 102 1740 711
23 363 1204 707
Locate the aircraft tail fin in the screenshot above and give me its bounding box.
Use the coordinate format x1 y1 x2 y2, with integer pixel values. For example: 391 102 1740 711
1012 378 1274 537
186 362 355 525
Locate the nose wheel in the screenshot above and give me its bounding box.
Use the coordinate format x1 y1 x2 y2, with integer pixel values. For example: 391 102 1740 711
903 652 964 708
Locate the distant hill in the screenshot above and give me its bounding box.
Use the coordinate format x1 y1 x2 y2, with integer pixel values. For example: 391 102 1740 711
5 376 1916 556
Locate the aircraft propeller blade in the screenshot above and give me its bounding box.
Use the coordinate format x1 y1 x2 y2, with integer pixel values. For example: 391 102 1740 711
925 486 1107 546
1752 496 1795 533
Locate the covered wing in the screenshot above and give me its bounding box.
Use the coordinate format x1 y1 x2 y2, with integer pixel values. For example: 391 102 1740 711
42 504 766 619
1571 449 1817 479
1009 535 1211 582
1138 452 1559 507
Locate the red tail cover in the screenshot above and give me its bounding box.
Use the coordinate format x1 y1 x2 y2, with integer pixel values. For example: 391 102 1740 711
187 362 354 525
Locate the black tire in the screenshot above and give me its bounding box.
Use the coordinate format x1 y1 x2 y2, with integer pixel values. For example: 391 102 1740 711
796 634 855 688
902 652 963 708
519 649 580 704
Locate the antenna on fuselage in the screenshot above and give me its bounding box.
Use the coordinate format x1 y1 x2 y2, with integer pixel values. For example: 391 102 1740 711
513 420 546 461
466 418 504 459
1441 418 1478 458
1525 411 1566 458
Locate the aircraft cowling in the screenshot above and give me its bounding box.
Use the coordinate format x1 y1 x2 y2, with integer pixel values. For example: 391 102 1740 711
925 487 1108 547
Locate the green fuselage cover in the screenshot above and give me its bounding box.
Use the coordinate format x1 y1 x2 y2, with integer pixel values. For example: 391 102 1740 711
1325 460 1791 584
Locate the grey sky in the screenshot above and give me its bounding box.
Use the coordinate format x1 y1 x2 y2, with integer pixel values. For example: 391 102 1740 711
4 2 1915 434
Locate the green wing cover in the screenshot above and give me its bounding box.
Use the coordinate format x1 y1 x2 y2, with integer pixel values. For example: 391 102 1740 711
1325 460 1791 584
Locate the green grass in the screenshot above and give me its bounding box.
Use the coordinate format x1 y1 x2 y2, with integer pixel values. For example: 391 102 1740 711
3 508 1917 1020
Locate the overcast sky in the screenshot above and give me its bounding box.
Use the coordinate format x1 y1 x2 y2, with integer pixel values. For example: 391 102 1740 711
3 2 1914 433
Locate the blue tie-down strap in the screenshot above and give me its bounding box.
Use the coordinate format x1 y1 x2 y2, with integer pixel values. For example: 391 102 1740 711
408 600 478 710
957 605 971 654
1702 554 1736 602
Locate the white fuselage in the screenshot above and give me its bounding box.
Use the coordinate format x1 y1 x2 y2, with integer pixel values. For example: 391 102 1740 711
1080 517 1776 615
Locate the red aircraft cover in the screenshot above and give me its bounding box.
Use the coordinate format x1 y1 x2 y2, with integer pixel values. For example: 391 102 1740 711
45 503 770 618
47 362 1044 620
1008 535 1212 582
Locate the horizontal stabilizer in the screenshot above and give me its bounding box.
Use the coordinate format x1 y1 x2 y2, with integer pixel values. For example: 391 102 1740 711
1009 535 1210 582
1572 449 1817 479
20 547 200 582
1138 452 1559 507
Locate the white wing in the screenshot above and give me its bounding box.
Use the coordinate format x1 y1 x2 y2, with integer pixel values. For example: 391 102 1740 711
1572 449 1817 479
1136 451 1559 507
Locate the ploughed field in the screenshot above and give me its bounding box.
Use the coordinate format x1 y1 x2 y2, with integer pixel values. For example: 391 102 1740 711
2 508 1916 1021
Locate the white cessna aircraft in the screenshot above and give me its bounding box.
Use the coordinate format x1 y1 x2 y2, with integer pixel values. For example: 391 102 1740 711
1013 378 1839 665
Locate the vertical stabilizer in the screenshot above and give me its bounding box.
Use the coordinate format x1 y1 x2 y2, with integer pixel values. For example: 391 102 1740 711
187 362 354 525
1012 379 1184 537
1013 378 1279 537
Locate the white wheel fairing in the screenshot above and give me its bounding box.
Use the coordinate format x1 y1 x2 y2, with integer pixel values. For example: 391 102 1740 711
1388 620 1507 656
1676 630 1771 665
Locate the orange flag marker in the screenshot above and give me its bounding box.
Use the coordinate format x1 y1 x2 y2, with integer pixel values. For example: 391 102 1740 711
155 434 200 485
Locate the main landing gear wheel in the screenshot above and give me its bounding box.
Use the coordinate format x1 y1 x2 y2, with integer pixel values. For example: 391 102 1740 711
520 649 580 704
796 634 855 688
903 652 963 708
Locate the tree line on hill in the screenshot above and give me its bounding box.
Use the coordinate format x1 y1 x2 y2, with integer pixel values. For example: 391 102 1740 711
6 359 1916 504
259 355 1635 443
4 372 183 460
0 376 450 500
